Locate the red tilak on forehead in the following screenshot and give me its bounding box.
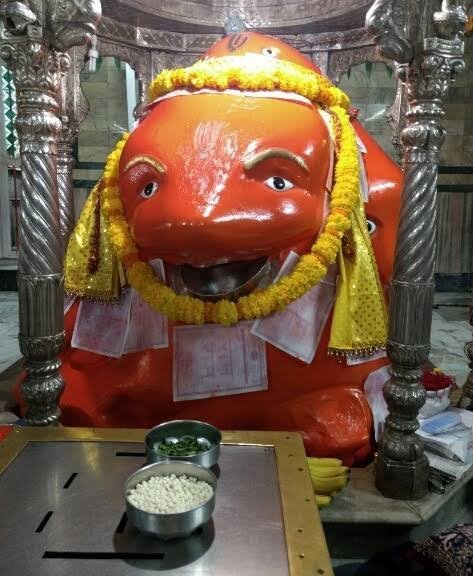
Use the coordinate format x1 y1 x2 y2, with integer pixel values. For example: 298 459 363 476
228 33 249 52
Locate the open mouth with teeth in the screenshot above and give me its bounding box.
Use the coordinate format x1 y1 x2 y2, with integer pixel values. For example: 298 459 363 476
167 257 277 301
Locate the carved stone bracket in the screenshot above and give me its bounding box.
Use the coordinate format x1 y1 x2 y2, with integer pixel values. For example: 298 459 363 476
386 64 409 163
313 51 329 75
327 44 391 83
98 38 153 88
366 0 414 63
152 50 198 77
367 0 468 499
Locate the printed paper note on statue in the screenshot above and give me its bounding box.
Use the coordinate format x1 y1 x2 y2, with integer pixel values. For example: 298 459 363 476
72 289 131 358
173 322 267 401
251 252 336 364
319 109 335 191
124 259 168 353
124 290 169 353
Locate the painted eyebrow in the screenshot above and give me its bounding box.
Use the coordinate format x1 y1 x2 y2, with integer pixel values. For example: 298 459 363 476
243 148 309 173
122 155 166 174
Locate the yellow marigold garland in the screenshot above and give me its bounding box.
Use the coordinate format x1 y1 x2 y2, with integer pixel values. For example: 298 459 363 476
99 57 360 326
148 55 350 111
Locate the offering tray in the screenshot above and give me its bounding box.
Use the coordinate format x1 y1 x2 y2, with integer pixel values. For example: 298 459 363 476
0 427 333 576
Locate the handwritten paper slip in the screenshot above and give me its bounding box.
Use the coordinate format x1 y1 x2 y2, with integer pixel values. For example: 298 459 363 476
251 251 336 364
72 289 132 358
320 112 368 202
124 290 168 353
64 295 75 315
124 259 168 353
363 365 390 442
173 323 268 402
319 109 335 192
355 134 370 202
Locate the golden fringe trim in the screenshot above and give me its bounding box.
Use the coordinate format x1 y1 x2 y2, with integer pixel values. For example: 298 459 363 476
65 289 121 305
327 345 386 358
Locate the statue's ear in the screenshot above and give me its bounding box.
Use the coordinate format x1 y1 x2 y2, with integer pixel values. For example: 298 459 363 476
65 182 124 302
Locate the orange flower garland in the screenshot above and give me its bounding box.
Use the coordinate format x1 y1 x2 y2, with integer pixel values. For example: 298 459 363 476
99 57 360 326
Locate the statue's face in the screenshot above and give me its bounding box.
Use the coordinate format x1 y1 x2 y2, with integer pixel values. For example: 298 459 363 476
117 32 402 298
119 94 331 278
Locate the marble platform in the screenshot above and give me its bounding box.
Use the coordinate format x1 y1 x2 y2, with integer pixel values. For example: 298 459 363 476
321 463 473 560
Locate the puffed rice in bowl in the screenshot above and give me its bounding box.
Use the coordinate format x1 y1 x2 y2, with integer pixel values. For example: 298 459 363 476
124 460 217 540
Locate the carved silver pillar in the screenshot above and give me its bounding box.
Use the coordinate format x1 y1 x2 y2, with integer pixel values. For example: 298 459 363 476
367 0 467 499
57 122 76 248
386 64 409 164
0 0 101 425
59 44 92 248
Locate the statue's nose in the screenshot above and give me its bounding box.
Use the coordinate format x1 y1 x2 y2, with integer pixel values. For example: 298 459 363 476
139 192 276 265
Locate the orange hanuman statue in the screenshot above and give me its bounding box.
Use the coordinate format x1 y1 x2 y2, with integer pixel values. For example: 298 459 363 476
42 33 401 465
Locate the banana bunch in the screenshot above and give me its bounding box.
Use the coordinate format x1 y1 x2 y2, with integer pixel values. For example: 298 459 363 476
307 457 350 508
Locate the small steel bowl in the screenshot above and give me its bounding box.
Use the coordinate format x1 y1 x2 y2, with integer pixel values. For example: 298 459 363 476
124 460 217 540
145 420 221 468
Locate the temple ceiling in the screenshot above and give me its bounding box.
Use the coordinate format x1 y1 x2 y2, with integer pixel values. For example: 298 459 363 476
101 0 373 34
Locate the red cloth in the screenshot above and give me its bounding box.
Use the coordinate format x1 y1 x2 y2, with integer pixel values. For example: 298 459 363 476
0 426 12 442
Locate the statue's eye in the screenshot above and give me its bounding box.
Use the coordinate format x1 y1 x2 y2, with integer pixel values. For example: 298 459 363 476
262 47 279 57
141 182 159 199
264 176 294 191
367 220 377 234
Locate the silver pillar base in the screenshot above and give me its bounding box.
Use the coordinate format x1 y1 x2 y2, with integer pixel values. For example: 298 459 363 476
18 273 65 425
376 452 429 500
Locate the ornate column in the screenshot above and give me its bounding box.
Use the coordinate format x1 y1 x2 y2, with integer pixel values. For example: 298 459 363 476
0 0 101 425
366 0 467 499
386 65 409 164
57 121 77 248
57 44 90 248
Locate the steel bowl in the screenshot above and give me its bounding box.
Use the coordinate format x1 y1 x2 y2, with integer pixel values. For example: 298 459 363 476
124 460 217 540
145 420 221 468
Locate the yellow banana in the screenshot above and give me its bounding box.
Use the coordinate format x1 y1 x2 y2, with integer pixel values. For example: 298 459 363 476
315 494 333 508
307 457 343 467
310 474 348 496
307 464 349 478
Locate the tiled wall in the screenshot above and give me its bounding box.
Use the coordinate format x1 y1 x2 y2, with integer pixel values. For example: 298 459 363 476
338 61 398 161
77 56 128 164
435 41 472 279
73 56 129 214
